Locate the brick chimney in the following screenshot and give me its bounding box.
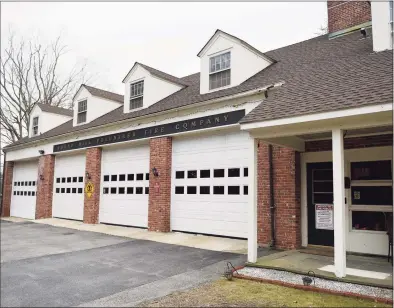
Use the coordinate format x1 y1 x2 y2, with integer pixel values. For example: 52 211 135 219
327 1 372 38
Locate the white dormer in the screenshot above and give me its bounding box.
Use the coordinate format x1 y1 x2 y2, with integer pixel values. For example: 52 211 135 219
197 30 275 95
371 0 393 52
72 84 123 127
29 103 73 138
122 62 186 113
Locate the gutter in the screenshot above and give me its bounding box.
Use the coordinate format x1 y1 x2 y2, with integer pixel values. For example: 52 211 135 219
4 82 284 152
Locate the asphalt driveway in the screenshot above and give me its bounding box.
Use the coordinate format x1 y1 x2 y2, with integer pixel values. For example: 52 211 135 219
0 220 244 307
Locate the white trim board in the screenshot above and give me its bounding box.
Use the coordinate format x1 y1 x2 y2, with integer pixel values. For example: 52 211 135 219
319 265 391 280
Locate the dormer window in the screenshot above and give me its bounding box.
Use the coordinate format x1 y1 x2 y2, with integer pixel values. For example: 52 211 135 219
77 100 87 124
209 52 231 90
32 117 39 136
130 80 144 110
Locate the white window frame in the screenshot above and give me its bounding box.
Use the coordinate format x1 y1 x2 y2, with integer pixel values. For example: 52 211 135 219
32 116 39 136
77 99 87 124
209 51 231 90
130 80 144 110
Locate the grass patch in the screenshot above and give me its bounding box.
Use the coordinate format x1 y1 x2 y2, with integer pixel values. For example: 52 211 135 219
141 278 391 307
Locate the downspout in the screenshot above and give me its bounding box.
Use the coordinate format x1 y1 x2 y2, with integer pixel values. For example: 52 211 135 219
269 144 276 248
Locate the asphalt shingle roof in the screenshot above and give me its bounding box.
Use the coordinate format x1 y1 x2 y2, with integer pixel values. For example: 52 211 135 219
83 85 124 104
36 103 73 117
4 29 392 150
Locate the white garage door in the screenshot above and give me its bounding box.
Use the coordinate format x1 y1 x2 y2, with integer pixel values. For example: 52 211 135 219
10 161 38 219
171 131 249 238
100 145 150 227
52 154 86 220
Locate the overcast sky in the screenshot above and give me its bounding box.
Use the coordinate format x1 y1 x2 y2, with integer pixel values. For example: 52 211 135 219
1 2 327 94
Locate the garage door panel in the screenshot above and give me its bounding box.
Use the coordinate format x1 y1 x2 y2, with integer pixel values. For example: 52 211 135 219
52 154 86 221
10 161 38 219
171 131 249 238
100 145 149 227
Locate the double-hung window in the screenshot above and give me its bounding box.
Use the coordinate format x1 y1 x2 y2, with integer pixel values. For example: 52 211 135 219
77 100 87 124
32 116 39 135
130 80 144 110
209 52 231 90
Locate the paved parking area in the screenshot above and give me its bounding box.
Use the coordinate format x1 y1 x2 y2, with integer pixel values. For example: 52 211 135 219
1 220 245 307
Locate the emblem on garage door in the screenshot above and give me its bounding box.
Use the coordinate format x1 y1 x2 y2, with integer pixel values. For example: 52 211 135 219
85 182 94 198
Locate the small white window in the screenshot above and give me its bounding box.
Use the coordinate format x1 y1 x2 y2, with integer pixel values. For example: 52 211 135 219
77 100 87 124
32 116 39 135
209 52 231 90
130 80 144 110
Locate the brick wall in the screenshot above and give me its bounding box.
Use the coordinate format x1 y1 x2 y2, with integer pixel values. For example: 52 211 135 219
148 137 172 232
257 142 301 250
305 134 393 152
35 155 55 219
83 147 102 224
327 1 371 33
1 161 14 217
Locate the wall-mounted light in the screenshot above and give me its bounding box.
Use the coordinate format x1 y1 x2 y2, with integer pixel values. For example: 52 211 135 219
39 174 44 181
38 150 45 155
85 171 91 180
152 167 159 177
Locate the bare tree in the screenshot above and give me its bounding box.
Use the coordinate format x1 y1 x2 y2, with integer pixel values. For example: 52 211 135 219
1 32 89 144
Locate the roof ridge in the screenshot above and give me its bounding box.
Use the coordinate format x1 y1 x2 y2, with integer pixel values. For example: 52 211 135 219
136 62 190 86
82 84 123 97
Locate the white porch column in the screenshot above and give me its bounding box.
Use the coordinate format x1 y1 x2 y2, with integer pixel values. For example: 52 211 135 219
248 136 258 263
332 129 346 277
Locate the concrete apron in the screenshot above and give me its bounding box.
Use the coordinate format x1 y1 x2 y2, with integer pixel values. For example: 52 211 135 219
1 217 247 254
246 250 393 289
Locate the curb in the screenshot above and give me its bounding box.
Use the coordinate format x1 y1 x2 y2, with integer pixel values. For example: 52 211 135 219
233 273 393 305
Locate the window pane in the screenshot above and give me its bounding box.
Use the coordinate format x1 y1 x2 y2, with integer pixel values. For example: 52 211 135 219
111 174 118 181
175 186 184 194
200 186 210 194
56 188 60 193
110 187 117 194
77 111 87 124
130 97 143 110
103 187 109 194
228 186 240 195
351 160 392 180
214 169 225 178
145 187 149 194
244 185 248 195
187 170 197 178
61 188 65 193
32 181 36 186
213 186 225 195
146 173 149 180
200 170 210 178
127 187 133 194
127 174 134 181
136 187 143 194
66 188 71 193
72 188 76 194
176 171 184 179
73 177 77 182
32 191 35 196
28 191 31 196
244 168 248 177
56 178 61 183
352 211 390 231
78 188 83 194
228 168 240 177
187 186 197 194
209 52 231 74
119 187 125 194
119 174 126 181
209 69 231 90
67 177 71 183
136 173 144 181
351 186 393 205
78 177 83 182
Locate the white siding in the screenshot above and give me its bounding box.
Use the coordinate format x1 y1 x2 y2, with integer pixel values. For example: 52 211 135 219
371 1 393 52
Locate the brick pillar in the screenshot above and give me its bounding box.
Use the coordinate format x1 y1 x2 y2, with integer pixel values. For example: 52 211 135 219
83 147 102 224
1 161 14 217
257 143 301 250
148 137 172 232
35 155 55 219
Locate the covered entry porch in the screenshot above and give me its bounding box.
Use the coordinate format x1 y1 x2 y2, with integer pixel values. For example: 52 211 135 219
242 103 393 278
